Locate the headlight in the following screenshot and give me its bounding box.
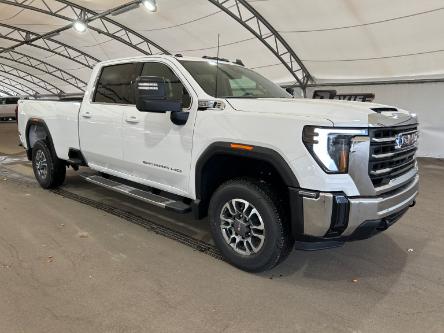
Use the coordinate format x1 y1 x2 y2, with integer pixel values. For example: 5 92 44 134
303 126 368 173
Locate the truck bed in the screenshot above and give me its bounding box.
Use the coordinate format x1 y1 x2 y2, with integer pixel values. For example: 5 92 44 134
18 99 82 160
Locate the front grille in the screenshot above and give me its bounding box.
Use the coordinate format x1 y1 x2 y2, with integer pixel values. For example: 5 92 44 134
369 125 418 187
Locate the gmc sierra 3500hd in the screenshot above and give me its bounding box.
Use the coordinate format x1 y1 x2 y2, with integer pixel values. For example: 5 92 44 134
18 55 419 272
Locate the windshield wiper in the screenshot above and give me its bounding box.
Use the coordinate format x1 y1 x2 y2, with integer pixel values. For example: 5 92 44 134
221 96 260 99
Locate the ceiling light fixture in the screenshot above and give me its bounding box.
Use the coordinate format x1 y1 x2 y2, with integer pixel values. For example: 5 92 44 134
142 0 157 12
73 20 87 33
73 10 88 33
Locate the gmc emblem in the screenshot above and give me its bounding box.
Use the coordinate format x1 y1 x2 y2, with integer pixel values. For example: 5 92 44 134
395 132 418 149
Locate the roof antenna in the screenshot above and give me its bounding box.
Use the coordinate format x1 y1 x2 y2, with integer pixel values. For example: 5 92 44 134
214 33 220 98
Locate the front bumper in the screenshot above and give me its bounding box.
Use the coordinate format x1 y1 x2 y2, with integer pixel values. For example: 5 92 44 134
289 175 419 244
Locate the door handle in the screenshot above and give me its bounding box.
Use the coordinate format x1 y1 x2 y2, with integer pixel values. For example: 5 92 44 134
82 111 92 118
125 115 139 123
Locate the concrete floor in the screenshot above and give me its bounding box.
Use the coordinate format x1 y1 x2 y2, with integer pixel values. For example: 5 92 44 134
0 121 443 333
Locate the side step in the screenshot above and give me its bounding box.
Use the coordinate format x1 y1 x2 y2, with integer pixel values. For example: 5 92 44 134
80 174 191 213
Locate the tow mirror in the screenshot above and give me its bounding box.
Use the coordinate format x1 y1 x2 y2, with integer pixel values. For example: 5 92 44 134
135 76 181 113
285 87 295 96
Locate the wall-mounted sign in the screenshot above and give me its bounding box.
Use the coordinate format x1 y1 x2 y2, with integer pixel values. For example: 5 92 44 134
313 90 375 102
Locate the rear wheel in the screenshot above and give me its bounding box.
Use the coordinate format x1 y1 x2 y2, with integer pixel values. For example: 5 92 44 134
209 178 293 272
32 140 66 189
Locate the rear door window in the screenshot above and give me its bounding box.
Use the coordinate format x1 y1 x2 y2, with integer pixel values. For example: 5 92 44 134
94 63 142 104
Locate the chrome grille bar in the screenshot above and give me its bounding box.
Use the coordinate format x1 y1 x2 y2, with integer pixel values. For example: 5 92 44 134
368 125 418 188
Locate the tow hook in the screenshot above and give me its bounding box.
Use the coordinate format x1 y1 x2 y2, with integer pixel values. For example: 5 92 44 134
410 200 416 208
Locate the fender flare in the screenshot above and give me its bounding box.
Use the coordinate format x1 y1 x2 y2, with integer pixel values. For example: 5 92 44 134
25 118 57 160
195 142 300 199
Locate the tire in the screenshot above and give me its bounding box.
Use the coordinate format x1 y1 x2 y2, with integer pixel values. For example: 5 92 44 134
209 178 294 272
32 140 66 189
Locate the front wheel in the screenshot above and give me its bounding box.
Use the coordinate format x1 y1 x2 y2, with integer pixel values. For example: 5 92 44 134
209 178 293 272
32 140 66 189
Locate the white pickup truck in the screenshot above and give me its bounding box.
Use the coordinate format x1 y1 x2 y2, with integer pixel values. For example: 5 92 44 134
18 55 419 272
0 96 19 121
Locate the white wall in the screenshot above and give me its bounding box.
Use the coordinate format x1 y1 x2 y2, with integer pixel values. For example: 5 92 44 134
306 82 444 158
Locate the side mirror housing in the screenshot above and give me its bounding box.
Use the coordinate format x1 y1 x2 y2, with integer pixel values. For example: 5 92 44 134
135 76 182 113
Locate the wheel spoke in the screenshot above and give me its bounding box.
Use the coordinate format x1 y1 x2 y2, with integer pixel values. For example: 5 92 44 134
245 239 256 252
251 233 265 241
242 201 250 214
248 208 259 220
226 201 236 215
251 223 264 231
242 240 252 255
220 217 234 226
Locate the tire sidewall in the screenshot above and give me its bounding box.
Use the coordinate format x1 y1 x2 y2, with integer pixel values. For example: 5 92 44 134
209 181 285 272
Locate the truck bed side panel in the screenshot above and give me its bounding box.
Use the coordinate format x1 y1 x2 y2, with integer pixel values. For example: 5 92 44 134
18 100 81 160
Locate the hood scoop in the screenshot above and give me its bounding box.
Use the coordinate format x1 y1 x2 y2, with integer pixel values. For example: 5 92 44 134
371 107 398 113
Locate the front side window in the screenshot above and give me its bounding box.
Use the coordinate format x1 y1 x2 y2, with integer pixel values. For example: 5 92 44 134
141 62 191 109
179 60 290 99
94 63 142 104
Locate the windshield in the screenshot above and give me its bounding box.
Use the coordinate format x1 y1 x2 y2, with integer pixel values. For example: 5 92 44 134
179 60 291 99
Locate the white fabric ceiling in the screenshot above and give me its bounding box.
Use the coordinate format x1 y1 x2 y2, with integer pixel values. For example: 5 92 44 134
1 0 444 95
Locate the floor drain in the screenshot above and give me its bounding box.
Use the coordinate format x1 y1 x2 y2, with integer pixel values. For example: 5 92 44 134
51 188 224 261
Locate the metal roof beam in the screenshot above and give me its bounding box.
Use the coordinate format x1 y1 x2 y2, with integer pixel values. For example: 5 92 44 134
0 86 17 96
0 0 170 56
0 50 87 91
0 75 39 95
0 63 63 94
0 23 99 68
208 0 313 87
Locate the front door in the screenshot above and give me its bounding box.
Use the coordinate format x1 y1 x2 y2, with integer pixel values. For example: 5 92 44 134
122 60 197 197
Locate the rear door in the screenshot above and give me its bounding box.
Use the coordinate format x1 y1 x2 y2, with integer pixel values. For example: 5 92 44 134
79 62 142 174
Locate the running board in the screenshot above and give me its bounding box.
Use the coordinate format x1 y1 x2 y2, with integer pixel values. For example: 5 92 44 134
80 174 191 213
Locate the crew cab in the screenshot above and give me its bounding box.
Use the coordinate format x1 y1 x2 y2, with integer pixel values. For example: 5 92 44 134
17 55 419 272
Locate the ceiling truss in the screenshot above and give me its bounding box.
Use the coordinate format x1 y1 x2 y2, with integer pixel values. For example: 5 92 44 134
0 75 39 95
0 0 172 95
0 23 100 68
208 0 313 88
0 85 17 96
0 50 87 91
0 63 63 94
0 0 312 94
0 0 170 56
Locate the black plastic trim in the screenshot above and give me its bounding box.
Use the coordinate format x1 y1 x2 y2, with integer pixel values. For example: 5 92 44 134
68 148 88 166
289 187 304 237
196 142 299 198
25 118 57 161
325 195 350 238
194 142 299 220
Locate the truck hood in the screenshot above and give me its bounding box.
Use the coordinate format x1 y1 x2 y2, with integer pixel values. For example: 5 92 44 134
226 98 416 127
